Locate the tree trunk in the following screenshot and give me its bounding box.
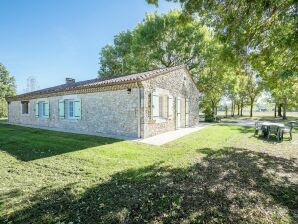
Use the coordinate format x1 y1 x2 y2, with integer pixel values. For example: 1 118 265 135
231 101 234 117
250 98 254 117
237 104 240 116
282 98 287 120
211 101 215 117
274 103 277 118
225 106 228 118
240 101 243 116
278 104 282 117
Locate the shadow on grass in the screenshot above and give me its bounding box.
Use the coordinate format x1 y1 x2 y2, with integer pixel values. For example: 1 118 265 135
0 124 122 161
2 147 297 223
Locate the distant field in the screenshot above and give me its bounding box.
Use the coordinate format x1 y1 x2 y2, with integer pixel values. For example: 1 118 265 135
0 117 8 122
216 111 298 119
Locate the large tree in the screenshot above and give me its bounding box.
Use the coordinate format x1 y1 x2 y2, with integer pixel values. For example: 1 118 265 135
147 0 297 118
147 0 297 54
0 63 16 117
98 10 211 77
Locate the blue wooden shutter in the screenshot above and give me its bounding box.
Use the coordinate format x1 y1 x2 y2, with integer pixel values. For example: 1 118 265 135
59 100 65 119
152 92 159 119
35 103 39 118
74 99 81 120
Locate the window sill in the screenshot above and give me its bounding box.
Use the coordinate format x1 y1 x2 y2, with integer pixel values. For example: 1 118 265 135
37 117 49 120
21 113 30 116
63 118 79 122
152 118 168 123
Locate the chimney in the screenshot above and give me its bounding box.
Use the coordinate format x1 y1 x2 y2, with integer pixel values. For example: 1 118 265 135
65 78 75 84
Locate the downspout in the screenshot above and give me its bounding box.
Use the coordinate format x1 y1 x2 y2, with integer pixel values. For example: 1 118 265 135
136 82 142 138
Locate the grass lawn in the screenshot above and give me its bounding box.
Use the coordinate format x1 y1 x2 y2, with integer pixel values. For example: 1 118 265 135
0 117 7 122
0 123 297 223
218 111 298 123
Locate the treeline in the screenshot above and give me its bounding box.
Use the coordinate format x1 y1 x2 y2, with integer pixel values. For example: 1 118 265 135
98 1 297 119
0 63 16 117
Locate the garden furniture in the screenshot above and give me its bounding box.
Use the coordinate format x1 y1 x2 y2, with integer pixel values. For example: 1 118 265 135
260 122 285 141
281 123 295 140
254 121 262 136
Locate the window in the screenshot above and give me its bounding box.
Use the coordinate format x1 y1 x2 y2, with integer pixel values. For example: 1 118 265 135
152 93 159 119
35 101 49 118
21 101 29 114
39 101 46 117
59 99 81 120
68 100 75 118
42 102 46 117
151 92 169 120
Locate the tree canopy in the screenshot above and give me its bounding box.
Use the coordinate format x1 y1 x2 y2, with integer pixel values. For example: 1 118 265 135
98 10 212 77
0 63 16 117
99 2 297 119
145 0 297 119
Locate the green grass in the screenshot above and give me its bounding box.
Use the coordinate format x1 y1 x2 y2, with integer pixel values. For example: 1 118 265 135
0 117 7 122
217 111 298 119
0 123 297 223
217 111 298 122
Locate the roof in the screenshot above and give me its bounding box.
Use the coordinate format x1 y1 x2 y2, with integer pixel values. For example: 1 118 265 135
7 65 196 101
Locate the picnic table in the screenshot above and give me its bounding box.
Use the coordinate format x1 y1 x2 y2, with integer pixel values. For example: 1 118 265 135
255 121 285 141
262 122 285 140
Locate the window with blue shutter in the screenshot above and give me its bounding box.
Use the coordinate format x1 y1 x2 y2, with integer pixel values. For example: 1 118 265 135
36 101 49 119
61 98 81 120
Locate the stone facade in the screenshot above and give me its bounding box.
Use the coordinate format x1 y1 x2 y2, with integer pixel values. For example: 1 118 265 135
8 67 200 139
8 88 140 138
142 67 200 138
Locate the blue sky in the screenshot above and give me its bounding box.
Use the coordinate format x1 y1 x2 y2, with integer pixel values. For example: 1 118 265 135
0 0 179 93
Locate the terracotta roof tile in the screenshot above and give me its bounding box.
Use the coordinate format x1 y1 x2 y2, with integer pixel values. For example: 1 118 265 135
9 65 185 100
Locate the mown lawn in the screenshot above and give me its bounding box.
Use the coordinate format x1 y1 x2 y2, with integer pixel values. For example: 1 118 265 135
218 111 298 124
0 123 297 223
0 117 7 122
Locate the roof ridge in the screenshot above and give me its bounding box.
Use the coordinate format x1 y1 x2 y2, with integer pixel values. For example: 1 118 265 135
7 65 185 100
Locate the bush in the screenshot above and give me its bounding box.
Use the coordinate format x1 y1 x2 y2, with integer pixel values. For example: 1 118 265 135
203 107 215 122
0 98 8 117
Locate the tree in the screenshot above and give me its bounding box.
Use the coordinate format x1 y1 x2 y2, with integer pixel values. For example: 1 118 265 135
196 36 233 119
0 63 16 117
147 1 297 119
147 0 297 56
98 10 211 77
250 25 298 119
245 71 262 117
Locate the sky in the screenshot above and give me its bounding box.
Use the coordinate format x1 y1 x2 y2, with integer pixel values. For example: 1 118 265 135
0 0 179 94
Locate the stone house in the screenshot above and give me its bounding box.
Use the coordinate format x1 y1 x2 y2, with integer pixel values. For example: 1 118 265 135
6 65 200 139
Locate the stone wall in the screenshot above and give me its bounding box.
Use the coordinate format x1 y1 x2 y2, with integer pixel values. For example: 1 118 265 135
8 89 140 138
142 67 200 138
8 67 199 139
